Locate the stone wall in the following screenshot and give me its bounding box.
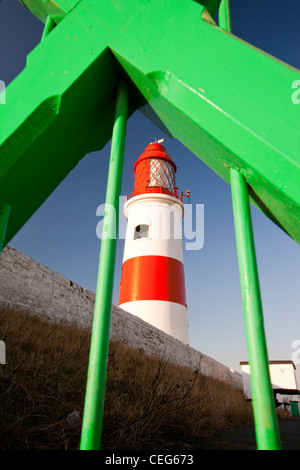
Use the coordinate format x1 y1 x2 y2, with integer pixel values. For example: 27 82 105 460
0 246 242 389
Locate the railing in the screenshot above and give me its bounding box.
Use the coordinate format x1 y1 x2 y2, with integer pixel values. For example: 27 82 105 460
127 186 191 202
127 186 177 200
126 186 190 201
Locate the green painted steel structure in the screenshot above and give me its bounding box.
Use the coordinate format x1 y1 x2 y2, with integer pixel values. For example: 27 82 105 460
223 1 281 450
230 168 281 450
1 0 299 450
1 0 300 248
80 81 128 450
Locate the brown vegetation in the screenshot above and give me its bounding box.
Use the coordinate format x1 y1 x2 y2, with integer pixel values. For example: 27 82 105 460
0 309 254 450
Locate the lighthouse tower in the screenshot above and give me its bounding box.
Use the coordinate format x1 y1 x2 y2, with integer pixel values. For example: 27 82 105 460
118 141 189 344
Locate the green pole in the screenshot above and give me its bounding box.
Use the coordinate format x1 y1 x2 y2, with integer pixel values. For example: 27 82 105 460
0 204 11 252
220 0 281 450
80 81 128 450
218 0 231 31
230 168 281 450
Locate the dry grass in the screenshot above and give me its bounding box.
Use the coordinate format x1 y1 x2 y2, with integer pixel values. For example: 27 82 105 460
0 309 254 450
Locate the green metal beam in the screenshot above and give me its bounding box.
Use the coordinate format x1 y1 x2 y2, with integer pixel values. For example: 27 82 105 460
109 0 300 244
0 2 123 246
1 0 300 247
18 0 80 23
80 81 128 450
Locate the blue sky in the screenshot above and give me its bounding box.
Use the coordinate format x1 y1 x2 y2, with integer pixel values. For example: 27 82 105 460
1 0 300 385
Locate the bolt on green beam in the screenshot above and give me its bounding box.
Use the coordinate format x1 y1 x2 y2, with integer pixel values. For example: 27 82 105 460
0 204 11 253
230 168 281 450
80 81 128 451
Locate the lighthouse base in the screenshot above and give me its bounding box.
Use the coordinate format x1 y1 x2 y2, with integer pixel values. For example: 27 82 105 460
118 300 189 344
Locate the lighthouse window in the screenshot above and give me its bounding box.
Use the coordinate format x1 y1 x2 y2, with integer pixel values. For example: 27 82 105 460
149 159 174 191
134 224 149 240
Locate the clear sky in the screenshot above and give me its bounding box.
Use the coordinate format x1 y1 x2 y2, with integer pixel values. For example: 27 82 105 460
1 0 300 385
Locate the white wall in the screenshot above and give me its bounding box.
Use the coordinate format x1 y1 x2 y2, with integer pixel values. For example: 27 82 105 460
240 361 298 399
0 246 242 390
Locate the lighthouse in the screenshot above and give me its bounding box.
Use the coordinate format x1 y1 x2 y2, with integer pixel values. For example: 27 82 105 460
118 141 189 344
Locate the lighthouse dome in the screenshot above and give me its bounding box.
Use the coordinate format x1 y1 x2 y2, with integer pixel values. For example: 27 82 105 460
132 142 177 198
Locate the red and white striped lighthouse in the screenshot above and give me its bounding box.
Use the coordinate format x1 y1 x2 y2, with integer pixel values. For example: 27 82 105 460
118 141 189 344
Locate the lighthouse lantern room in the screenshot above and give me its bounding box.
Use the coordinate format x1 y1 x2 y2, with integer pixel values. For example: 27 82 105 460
118 141 189 344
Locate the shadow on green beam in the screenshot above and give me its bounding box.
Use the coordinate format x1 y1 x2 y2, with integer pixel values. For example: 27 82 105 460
0 51 134 246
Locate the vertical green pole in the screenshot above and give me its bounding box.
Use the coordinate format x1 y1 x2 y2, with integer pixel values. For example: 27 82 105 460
0 204 11 252
80 81 128 450
219 2 280 450
41 16 55 41
230 169 281 450
218 0 231 31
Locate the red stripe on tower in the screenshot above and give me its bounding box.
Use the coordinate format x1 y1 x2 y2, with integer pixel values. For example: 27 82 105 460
119 255 187 306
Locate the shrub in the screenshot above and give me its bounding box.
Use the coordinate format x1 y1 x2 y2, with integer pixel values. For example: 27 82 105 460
0 309 253 450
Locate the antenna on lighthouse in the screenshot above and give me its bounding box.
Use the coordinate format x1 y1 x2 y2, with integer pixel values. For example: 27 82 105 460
151 138 165 144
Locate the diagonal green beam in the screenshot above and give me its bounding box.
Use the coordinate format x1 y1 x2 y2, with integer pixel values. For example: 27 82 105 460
18 0 222 24
18 0 81 23
1 0 300 248
0 0 131 246
108 0 300 244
